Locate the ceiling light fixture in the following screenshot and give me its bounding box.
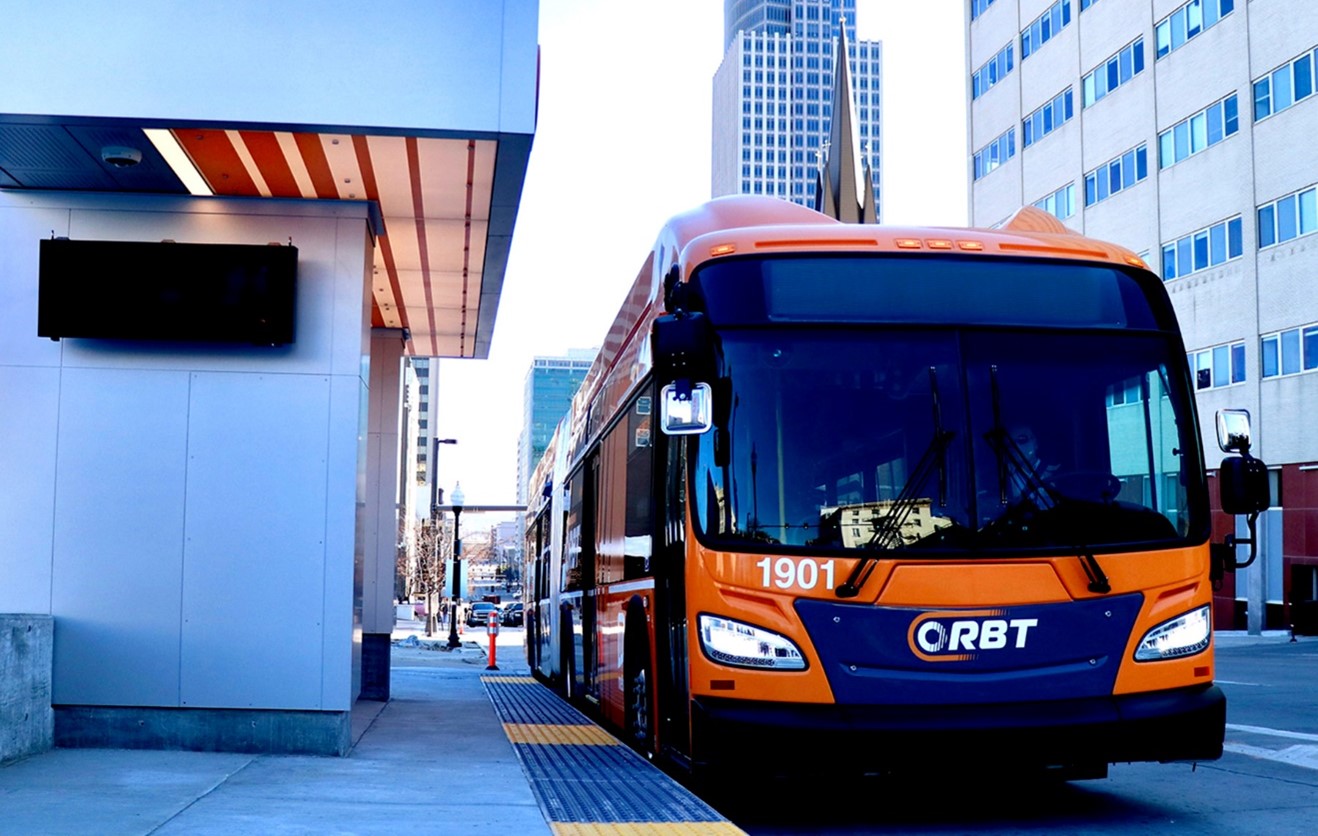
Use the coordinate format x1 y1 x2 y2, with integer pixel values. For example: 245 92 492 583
143 129 213 196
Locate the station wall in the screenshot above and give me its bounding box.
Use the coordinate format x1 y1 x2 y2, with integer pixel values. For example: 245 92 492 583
0 191 372 740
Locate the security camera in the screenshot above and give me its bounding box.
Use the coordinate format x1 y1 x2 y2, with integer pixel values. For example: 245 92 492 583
100 146 143 168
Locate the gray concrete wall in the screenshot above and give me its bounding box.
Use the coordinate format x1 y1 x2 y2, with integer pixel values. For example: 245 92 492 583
1 615 53 764
53 706 350 757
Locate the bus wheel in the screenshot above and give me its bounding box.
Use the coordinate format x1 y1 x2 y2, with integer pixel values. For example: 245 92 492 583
626 640 654 756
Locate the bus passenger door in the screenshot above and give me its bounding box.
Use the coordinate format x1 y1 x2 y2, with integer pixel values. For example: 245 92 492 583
562 455 600 703
654 429 691 755
581 453 601 704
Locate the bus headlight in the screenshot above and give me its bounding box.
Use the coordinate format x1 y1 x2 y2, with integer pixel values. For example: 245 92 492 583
1134 605 1211 661
698 614 806 670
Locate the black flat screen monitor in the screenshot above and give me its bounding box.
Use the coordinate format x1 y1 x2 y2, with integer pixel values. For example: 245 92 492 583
38 238 297 346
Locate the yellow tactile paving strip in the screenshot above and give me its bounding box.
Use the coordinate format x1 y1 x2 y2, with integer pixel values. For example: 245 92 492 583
503 722 623 746
482 675 745 834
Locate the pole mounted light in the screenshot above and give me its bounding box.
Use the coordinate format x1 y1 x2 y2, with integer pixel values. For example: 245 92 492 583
426 437 456 637
430 438 458 515
446 482 466 650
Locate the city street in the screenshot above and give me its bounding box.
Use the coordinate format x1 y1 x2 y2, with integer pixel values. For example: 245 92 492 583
714 636 1318 835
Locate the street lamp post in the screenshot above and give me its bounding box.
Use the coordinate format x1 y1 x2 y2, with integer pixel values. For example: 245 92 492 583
428 438 456 636
446 482 465 649
429 438 458 515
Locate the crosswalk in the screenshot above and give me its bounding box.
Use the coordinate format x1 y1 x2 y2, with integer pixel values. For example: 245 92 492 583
1224 723 1318 772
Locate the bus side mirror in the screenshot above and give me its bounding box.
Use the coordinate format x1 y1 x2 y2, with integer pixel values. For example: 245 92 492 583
659 382 712 435
653 312 715 436
1218 456 1269 515
1213 408 1269 575
1215 408 1268 514
1216 408 1253 454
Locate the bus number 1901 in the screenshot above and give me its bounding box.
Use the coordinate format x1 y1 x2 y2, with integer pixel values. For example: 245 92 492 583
755 557 836 591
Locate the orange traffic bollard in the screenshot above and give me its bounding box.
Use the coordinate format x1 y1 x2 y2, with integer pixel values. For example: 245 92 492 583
486 611 500 671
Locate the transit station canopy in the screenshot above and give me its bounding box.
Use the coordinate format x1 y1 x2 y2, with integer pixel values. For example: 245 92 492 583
0 0 539 359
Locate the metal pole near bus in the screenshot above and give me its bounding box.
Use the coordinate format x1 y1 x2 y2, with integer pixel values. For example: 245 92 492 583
446 483 465 650
429 437 456 636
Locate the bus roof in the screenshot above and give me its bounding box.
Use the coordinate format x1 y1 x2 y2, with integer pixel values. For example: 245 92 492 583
666 196 1149 276
540 196 1153 484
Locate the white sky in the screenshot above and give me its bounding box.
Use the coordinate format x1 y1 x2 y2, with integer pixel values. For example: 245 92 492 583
435 0 968 520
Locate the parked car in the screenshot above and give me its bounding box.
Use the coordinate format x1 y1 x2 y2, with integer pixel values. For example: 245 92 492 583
501 601 524 627
466 601 500 627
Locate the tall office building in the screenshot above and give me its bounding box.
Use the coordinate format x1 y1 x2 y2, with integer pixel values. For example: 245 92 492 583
516 350 596 503
967 0 1318 630
712 0 883 215
406 357 441 500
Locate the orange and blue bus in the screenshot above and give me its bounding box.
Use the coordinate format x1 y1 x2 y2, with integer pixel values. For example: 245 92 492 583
522 195 1268 781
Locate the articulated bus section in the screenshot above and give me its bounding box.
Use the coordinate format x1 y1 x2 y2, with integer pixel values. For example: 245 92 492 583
522 196 1269 782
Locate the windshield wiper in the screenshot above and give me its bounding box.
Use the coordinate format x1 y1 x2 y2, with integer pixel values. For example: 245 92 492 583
837 367 954 598
984 365 1110 594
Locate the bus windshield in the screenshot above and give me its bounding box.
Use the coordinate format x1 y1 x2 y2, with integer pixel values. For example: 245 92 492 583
688 260 1207 556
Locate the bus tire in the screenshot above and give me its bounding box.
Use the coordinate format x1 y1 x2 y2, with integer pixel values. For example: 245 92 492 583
624 613 654 757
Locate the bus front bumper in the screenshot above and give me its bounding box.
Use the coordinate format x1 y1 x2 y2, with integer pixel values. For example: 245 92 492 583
689 684 1224 775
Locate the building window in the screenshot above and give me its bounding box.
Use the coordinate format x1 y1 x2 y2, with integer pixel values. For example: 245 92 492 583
1033 182 1076 220
1161 216 1243 280
1156 0 1235 60
1084 144 1149 206
1083 38 1145 107
1080 0 1101 9
1022 88 1074 148
1158 94 1238 168
1189 341 1246 390
1106 375 1142 406
972 43 1014 100
971 0 999 21
973 128 1016 180
1261 325 1318 378
1253 47 1318 121
1257 185 1318 249
1021 1 1072 61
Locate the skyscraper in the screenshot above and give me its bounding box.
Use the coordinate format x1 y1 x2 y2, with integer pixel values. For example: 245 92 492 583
516 350 596 503
967 0 1318 632
406 357 440 498
712 0 883 215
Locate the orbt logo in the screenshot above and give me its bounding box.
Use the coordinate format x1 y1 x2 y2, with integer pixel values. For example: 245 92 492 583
907 609 1039 662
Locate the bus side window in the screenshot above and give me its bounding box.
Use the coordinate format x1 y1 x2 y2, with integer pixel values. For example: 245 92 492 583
625 397 654 579
564 472 583 591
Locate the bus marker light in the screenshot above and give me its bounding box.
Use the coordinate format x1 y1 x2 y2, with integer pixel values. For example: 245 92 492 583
926 239 954 250
894 238 922 249
710 679 736 691
957 240 985 251
1125 255 1147 268
1195 666 1210 677
710 243 737 256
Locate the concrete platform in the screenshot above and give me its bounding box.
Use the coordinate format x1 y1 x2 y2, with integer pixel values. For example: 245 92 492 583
0 621 740 835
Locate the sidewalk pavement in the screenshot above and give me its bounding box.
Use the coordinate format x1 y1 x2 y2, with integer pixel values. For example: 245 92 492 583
0 621 550 836
1 620 1306 835
1215 629 1316 647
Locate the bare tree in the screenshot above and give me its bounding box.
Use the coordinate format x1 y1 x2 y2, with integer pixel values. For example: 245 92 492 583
412 517 450 636
395 514 414 603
